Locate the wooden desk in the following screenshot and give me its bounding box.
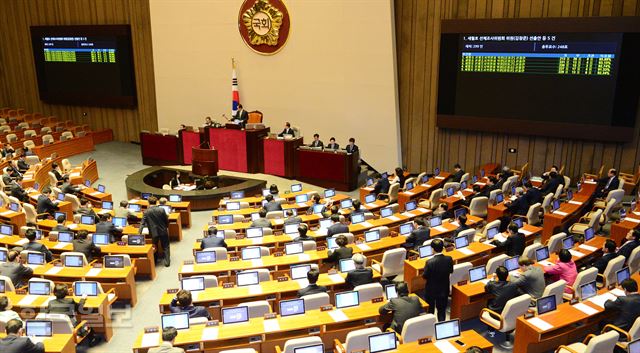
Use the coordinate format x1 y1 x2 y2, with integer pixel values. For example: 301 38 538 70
32 135 95 160
68 159 100 186
208 127 270 173
487 202 507 223
610 205 640 245
440 188 476 210
133 295 428 353
128 199 192 228
28 192 73 221
263 137 303 178
396 172 452 210
297 149 360 191
219 189 316 207
0 206 26 229
213 194 350 217
0 333 76 353
389 330 492 352
79 188 112 204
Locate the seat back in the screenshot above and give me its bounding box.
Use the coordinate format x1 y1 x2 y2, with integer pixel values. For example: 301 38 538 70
451 262 472 285
379 248 406 277
266 211 283 219
458 229 476 245
60 252 89 267
416 172 426 185
501 181 511 195
427 189 443 209
42 134 54 144
23 140 35 149
6 134 16 143
460 173 470 184
354 283 383 302
628 317 640 341
24 129 36 137
387 183 400 203
244 300 271 318
401 313 436 343
527 203 542 225
486 254 509 275
282 336 323 353
602 200 618 223
542 280 566 306
34 313 73 334
629 246 640 273
223 229 237 240
553 184 563 200
200 247 228 261
603 256 625 287
64 194 80 211
489 189 502 202
371 226 389 238
0 275 15 292
523 243 543 261
588 209 603 229
48 171 58 185
345 327 382 353
584 330 619 353
547 232 567 253
469 196 488 218
574 267 598 297
201 275 218 288
563 176 571 192
500 294 532 332
541 193 553 214
302 292 330 310
302 241 316 251
443 182 460 192
25 155 40 166
247 111 263 124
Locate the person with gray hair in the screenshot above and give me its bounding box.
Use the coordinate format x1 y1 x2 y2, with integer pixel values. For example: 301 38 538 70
147 327 184 353
345 253 373 289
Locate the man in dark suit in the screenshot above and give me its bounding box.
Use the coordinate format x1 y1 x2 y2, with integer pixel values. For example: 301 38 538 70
593 240 618 274
297 269 328 297
0 319 45 353
232 104 249 127
9 177 28 202
596 168 620 198
326 137 339 150
326 234 353 266
23 228 52 262
345 254 373 288
327 214 349 237
283 210 302 225
278 122 295 137
618 229 640 260
169 171 181 189
453 215 470 238
540 171 562 196
263 194 282 212
52 215 71 232
505 189 529 216
345 137 359 154
293 224 314 242
403 218 430 250
16 155 29 174
95 213 121 243
524 182 543 205
0 144 15 158
200 226 227 250
0 251 33 288
2 168 15 187
310 134 324 148
60 176 80 196
250 209 272 229
485 266 519 314
373 173 391 197
72 230 101 262
422 239 453 321
141 196 171 267
492 223 525 257
604 278 640 331
451 164 464 183
51 163 63 182
36 187 58 218
378 282 424 333
170 290 211 320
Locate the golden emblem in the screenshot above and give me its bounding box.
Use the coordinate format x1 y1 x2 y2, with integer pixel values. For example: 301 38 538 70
242 0 283 46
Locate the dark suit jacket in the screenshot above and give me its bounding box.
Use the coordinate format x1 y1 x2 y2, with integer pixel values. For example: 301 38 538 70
345 144 359 154
422 253 454 296
263 201 282 212
10 184 28 202
327 223 349 237
404 226 430 249
169 177 180 188
345 268 374 288
525 187 543 205
604 293 640 331
326 142 339 150
72 238 101 262
283 216 302 225
326 246 353 264
507 196 530 216
96 221 120 242
47 297 86 320
36 195 58 215
593 252 618 274
250 218 272 229
618 240 640 260
233 109 249 126
297 284 328 298
200 236 227 250
293 235 314 242
451 170 465 183
0 262 33 287
493 232 526 257
52 169 63 181
0 335 45 353
599 176 620 194
485 281 519 313
310 140 324 148
61 182 79 195
170 298 211 319
52 224 72 232
278 127 295 137
378 296 424 333
373 178 391 195
141 206 169 240
2 174 13 186
541 177 561 196
17 160 29 172
24 241 53 262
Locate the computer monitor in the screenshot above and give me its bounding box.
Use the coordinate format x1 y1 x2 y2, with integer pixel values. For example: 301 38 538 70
421 174 430 183
57 193 65 201
617 267 631 285
562 236 575 250
368 332 397 353
552 200 561 211
279 298 305 317
28 281 51 295
365 194 376 204
80 215 95 225
511 186 517 195
460 181 467 190
384 284 398 300
434 168 440 176
535 246 550 262
112 217 126 228
181 277 205 292
0 279 5 293
290 264 311 280
580 281 598 301
127 203 141 212
217 215 234 224
339 259 356 273
230 191 245 199
536 295 557 315
324 189 336 198
405 181 414 191
0 249 6 262
74 281 99 296
54 211 66 220
312 204 324 214
33 230 42 240
295 194 309 203
366 178 374 187
429 216 442 227
567 190 573 200
127 234 145 246
486 227 499 240
327 237 338 249
169 194 182 202
628 339 640 353
226 202 240 211
419 245 433 258
294 344 324 353
435 319 461 340
405 200 417 212
454 235 469 249
364 230 380 243
84 180 91 187
104 255 125 268
237 271 259 286
381 172 389 179
92 233 110 246
513 218 524 228
285 242 304 255
284 223 300 235
97 184 106 193
495 193 504 204
27 252 45 265
454 208 467 219
399 222 413 235
161 312 189 330
291 184 303 192
351 212 365 224
246 227 263 239
64 254 84 267
0 224 12 236
25 320 53 337
141 192 151 200
7 202 18 212
335 291 360 309
469 266 487 283
472 175 478 183
447 187 454 197
504 256 519 272
101 201 113 210
340 199 353 209
380 207 393 218
222 306 249 324
584 227 595 242
318 218 332 230
241 247 262 260
195 251 217 264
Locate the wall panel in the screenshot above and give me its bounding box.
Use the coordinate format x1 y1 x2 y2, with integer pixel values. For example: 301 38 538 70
0 0 157 142
396 0 640 182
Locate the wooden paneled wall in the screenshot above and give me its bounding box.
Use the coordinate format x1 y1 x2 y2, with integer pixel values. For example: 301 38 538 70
395 0 640 182
0 0 157 142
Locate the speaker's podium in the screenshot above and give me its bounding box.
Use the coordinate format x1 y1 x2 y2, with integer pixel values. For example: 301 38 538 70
192 145 218 176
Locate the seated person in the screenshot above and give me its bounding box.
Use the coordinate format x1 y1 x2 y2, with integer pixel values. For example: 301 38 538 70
46 283 87 325
306 195 325 215
278 122 295 137
452 214 470 238
76 198 99 223
250 209 272 229
263 194 282 212
593 239 618 274
16 155 29 174
200 226 227 250
72 230 101 262
542 249 577 293
504 188 529 216
0 143 15 158
60 176 80 195
309 134 323 148
169 289 211 320
297 269 328 297
403 218 430 250
283 209 302 225
293 224 314 242
51 162 64 181
511 257 545 299
326 137 339 150
603 278 640 331
326 234 353 265
148 327 183 353
0 296 21 323
345 137 359 154
345 253 373 288
485 266 519 314
23 228 53 262
618 229 640 260
392 167 407 188
327 214 348 237
433 203 453 220
169 172 181 189
52 214 71 232
451 163 464 182
36 187 59 217
115 200 140 222
95 213 121 243
372 173 391 199
378 282 423 333
9 176 28 202
0 251 33 287
491 222 525 257
0 319 45 353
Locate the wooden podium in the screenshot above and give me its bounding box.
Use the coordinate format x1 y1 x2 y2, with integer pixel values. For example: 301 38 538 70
192 146 218 176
